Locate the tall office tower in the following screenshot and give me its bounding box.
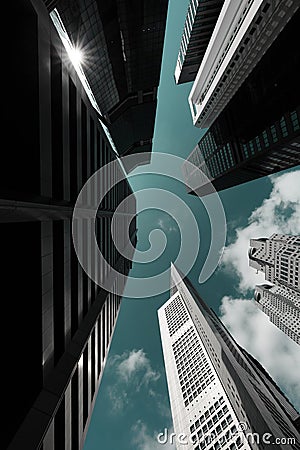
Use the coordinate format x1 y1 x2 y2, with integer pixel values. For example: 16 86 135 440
0 0 164 447
188 0 300 129
182 1 300 197
44 0 169 171
158 265 300 450
174 0 224 85
249 234 300 344
249 235 299 291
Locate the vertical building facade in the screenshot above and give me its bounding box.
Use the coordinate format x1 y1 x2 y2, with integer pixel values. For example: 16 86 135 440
188 0 300 129
174 0 224 85
158 265 300 450
47 0 169 169
249 234 300 344
182 2 300 197
4 0 138 449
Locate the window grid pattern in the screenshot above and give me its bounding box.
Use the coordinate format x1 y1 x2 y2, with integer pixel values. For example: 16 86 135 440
189 394 243 450
165 295 190 336
193 0 299 128
172 327 215 407
175 0 224 83
186 109 300 187
197 0 255 106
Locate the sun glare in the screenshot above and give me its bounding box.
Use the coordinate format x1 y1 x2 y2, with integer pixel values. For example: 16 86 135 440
69 47 83 67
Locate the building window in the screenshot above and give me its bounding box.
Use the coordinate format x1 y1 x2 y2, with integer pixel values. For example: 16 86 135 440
290 111 299 131
270 125 278 143
280 116 288 137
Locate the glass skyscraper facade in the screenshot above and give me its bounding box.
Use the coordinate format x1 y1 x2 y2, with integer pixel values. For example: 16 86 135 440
52 0 169 167
4 0 167 448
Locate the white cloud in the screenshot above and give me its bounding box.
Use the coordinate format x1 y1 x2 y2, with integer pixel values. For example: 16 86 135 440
222 169 300 292
107 386 129 413
112 349 160 387
106 349 161 414
219 296 300 411
131 420 176 450
218 170 300 413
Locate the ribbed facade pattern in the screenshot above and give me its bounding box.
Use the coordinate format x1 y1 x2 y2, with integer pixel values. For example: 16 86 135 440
4 1 136 448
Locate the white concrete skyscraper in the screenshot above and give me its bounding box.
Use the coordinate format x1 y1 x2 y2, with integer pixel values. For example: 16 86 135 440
249 234 300 344
187 0 300 129
158 264 300 450
180 1 300 197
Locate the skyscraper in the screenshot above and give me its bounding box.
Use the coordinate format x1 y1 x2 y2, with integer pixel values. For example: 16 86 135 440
3 0 166 448
158 264 300 449
249 234 300 345
187 0 300 129
182 1 300 197
174 0 224 85
46 0 169 170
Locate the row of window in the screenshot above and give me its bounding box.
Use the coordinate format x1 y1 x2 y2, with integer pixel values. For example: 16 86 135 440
194 414 236 450
261 291 300 318
190 397 226 433
180 345 215 405
183 372 214 403
172 323 217 407
172 326 194 352
180 359 210 386
205 433 243 450
166 295 190 336
175 334 204 364
196 0 257 113
242 111 299 160
177 1 223 79
197 0 285 124
192 134 235 176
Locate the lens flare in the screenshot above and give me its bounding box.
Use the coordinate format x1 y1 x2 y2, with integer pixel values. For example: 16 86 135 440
69 47 83 67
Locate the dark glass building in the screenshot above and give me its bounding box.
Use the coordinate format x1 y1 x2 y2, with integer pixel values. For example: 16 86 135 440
174 0 224 84
183 5 300 197
45 0 169 168
3 1 145 449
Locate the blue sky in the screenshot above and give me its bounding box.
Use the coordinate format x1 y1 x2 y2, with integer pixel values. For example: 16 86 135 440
84 1 300 449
